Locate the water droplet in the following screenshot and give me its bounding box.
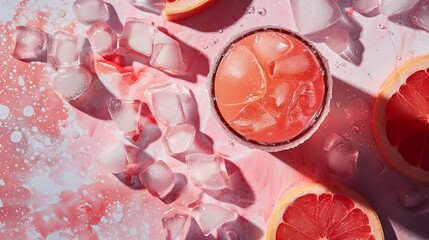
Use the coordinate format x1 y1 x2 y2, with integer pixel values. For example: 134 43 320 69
388 31 394 35
336 101 343 108
218 29 223 33
378 24 385 29
258 8 267 16
71 131 80 139
247 6 255 14
227 138 235 146
57 9 66 18
203 45 208 49
397 56 402 60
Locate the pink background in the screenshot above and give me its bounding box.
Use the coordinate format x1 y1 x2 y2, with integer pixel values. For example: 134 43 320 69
0 0 428 239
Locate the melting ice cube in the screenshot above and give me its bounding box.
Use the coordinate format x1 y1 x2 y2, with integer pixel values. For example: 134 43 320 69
379 0 419 15
73 0 109 25
290 0 341 35
52 65 93 101
162 124 196 156
127 0 165 14
185 153 229 190
86 22 118 57
191 203 238 236
106 98 142 137
162 214 191 240
322 28 350 54
124 145 154 175
229 102 276 134
153 27 177 45
323 133 359 177
410 0 429 33
145 83 187 127
398 185 427 208
262 82 297 118
119 18 154 57
48 31 84 68
253 31 291 63
352 0 379 14
150 41 187 74
96 141 126 173
216 46 266 105
138 160 176 197
11 26 48 62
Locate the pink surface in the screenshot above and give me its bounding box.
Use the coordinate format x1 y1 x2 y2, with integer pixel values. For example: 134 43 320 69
1 0 429 239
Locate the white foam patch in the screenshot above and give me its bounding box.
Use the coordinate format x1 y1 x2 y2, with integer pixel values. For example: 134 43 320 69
0 104 9 120
30 175 62 195
11 131 22 143
23 106 34 117
0 1 19 23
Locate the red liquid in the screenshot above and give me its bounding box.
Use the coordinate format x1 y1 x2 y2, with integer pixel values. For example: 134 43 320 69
214 30 326 144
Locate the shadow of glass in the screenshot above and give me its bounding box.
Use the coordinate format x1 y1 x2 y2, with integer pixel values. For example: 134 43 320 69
205 160 255 208
271 76 429 239
171 0 253 32
219 215 264 240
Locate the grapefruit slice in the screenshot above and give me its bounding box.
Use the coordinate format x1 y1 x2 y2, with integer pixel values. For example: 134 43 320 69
164 0 217 21
266 183 384 240
373 55 429 183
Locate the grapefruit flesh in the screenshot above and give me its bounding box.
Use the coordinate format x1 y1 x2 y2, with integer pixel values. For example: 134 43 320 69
373 55 429 183
267 184 384 240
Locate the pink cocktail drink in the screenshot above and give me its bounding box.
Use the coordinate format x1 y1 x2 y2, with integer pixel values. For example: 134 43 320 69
209 27 332 151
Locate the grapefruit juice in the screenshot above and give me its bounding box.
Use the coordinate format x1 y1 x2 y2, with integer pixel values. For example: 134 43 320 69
209 27 332 151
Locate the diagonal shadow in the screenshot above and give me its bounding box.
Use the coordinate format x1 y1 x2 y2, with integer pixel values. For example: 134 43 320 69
272 76 429 239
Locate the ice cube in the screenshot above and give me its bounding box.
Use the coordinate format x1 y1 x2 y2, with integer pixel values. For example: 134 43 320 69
96 141 126 173
286 81 317 127
216 46 266 105
153 27 177 45
410 0 429 33
138 160 176 197
127 0 165 14
323 133 359 177
145 83 187 127
162 214 191 240
398 185 427 208
73 0 109 25
352 0 379 14
253 31 291 63
269 48 317 81
191 203 238 236
379 0 419 15
261 82 297 117
119 18 154 57
11 26 49 62
322 28 350 54
86 22 118 57
48 31 84 68
186 153 229 190
124 145 154 175
51 65 93 101
106 98 142 137
290 0 341 35
229 102 276 134
162 124 196 156
150 41 187 74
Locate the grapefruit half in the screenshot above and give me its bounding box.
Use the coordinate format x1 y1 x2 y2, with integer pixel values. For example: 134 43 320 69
373 55 429 183
266 183 384 240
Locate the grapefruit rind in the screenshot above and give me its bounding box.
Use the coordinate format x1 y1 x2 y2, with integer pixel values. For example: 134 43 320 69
266 183 384 240
373 55 429 183
164 0 217 21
